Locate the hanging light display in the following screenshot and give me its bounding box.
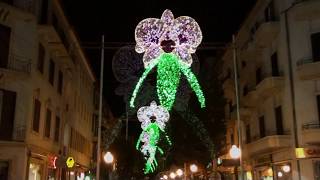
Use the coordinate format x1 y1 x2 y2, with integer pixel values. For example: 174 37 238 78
130 9 205 111
136 101 172 174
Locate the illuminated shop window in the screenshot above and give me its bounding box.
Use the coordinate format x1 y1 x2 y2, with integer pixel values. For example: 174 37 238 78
28 163 42 180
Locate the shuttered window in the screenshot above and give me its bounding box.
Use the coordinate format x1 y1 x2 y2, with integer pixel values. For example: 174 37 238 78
33 99 41 132
45 109 51 138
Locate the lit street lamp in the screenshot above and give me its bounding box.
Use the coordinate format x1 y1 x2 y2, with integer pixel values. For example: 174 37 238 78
190 164 198 173
229 145 241 159
103 151 114 180
163 175 168 179
229 145 241 180
103 152 114 164
169 172 176 179
176 169 183 177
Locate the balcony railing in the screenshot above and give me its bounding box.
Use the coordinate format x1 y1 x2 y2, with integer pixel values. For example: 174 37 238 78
296 58 314 66
6 55 31 73
302 122 320 130
296 58 320 80
250 130 291 142
14 125 26 141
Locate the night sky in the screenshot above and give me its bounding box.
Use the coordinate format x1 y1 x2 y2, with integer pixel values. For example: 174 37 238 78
62 0 256 117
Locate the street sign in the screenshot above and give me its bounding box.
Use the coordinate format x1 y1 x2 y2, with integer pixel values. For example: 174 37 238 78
296 147 320 158
66 157 75 168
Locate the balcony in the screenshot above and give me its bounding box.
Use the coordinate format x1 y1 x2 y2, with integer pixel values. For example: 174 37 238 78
0 54 31 74
241 90 258 107
0 2 34 23
244 134 291 156
296 59 320 80
38 25 70 61
292 0 320 21
222 78 235 99
240 48 262 61
255 21 280 47
302 122 320 145
256 76 284 100
230 107 252 121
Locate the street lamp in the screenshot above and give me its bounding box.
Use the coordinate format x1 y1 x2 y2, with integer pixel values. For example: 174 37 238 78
163 174 168 179
190 164 198 173
103 152 114 164
229 145 241 159
169 172 176 179
103 151 114 180
281 165 291 173
176 169 183 177
229 145 241 180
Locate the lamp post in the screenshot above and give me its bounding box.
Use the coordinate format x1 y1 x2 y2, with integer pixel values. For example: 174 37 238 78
103 151 114 180
232 34 244 180
229 145 241 180
189 164 198 180
96 35 105 180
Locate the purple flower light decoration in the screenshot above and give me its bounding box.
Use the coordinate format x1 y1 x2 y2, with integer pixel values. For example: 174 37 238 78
130 9 205 111
135 9 202 67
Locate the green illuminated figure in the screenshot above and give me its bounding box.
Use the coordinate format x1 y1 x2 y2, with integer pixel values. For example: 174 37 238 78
136 122 172 174
136 101 172 174
130 53 205 111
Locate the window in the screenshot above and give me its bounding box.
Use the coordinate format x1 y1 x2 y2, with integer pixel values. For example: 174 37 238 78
259 116 266 138
58 71 63 94
256 67 262 85
0 161 9 180
45 109 51 138
271 52 280 76
243 84 249 96
37 44 45 73
52 14 58 30
0 90 16 141
264 1 275 22
311 32 320 62
54 116 60 142
241 61 247 68
317 95 320 123
0 24 11 69
229 101 233 113
1 0 13 4
39 0 48 24
313 161 320 180
92 114 98 137
275 106 284 135
246 124 251 144
33 99 41 132
48 59 55 85
28 163 42 180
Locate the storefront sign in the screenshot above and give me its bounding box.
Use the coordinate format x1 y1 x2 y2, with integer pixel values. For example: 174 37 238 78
66 157 75 168
48 155 58 169
296 147 320 159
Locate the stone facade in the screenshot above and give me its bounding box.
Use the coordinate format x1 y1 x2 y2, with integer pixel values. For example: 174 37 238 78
0 0 95 179
219 0 320 180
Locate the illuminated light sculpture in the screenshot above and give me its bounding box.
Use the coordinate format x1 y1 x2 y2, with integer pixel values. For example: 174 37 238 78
136 101 172 174
130 9 205 110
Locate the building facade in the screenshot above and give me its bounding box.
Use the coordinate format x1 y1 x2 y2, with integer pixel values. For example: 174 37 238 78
219 0 320 180
0 0 96 179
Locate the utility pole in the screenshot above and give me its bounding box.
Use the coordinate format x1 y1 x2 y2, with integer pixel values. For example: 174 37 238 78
232 34 244 180
96 35 105 180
